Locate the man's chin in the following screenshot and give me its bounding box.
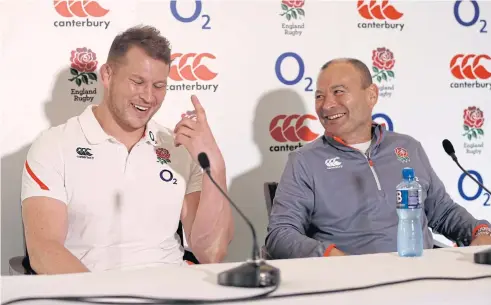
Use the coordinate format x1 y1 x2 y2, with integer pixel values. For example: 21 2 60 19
323 124 344 135
124 117 150 131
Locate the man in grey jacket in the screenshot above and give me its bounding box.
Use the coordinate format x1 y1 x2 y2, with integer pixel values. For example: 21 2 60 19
265 58 491 258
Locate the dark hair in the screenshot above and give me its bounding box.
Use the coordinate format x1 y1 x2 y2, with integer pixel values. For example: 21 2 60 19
321 58 373 89
107 25 171 65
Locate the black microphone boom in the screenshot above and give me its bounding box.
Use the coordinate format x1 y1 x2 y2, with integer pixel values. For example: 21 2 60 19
196 152 280 288
441 139 491 195
441 139 491 265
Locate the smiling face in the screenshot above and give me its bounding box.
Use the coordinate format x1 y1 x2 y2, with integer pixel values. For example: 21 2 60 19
315 60 378 144
101 45 169 132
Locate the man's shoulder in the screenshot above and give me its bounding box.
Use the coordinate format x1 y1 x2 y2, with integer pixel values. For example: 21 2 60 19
287 136 326 162
148 119 175 144
31 115 82 146
383 130 422 149
148 119 196 162
298 136 325 152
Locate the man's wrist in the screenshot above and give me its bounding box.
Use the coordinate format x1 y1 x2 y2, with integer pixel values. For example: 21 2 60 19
207 153 226 174
474 226 491 238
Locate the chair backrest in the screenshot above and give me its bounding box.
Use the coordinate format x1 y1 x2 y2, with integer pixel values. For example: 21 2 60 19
177 221 200 264
264 182 278 215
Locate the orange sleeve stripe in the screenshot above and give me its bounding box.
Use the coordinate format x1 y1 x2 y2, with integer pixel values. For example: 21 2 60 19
472 224 489 238
185 260 195 265
25 161 49 191
323 244 336 257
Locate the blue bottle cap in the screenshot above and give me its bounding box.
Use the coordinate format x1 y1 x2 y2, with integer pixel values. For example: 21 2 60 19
402 167 414 180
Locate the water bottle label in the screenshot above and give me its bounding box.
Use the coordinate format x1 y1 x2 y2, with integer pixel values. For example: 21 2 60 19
396 189 421 209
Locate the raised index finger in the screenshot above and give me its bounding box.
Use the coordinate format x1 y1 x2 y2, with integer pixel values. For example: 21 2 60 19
191 95 206 121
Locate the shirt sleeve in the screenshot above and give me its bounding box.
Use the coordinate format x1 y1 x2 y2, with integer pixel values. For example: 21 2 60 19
21 129 68 205
265 150 334 259
185 159 203 195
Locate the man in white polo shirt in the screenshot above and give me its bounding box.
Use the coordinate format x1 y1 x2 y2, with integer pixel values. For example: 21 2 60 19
20 25 234 274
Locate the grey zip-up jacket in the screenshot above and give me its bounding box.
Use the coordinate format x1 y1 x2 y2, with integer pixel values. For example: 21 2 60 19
265 124 490 258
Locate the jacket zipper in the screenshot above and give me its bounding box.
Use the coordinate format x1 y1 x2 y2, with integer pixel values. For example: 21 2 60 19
364 152 382 191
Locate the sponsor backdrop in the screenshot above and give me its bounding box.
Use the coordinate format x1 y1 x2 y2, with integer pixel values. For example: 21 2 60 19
1 0 490 274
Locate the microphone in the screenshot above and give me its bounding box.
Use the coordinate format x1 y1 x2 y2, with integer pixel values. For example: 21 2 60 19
441 139 491 265
442 139 491 195
197 152 280 288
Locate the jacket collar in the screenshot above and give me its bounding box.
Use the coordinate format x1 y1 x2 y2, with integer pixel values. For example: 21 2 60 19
322 123 386 155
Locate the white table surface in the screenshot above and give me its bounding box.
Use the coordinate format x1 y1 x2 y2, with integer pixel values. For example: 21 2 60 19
2 246 491 305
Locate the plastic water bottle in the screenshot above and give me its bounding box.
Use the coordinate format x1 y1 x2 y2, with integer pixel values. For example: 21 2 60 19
396 167 423 257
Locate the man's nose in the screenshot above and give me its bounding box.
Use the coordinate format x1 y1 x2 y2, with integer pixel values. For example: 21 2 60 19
139 85 154 104
321 96 338 111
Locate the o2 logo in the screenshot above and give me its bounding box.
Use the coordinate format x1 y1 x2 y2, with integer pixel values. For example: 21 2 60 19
454 1 488 33
372 113 394 131
458 170 490 206
170 0 211 30
160 169 178 185
275 52 313 92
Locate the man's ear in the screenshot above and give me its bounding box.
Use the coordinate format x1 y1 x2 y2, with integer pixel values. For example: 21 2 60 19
366 83 379 108
100 63 112 88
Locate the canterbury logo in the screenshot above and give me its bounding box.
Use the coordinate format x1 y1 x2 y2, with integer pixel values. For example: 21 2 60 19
269 114 319 143
76 147 93 156
357 0 403 20
450 54 491 80
54 0 109 18
169 53 217 81
325 157 342 169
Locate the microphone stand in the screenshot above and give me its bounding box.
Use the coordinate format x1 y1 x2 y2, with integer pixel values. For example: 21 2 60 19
202 167 280 287
444 145 491 265
452 158 491 195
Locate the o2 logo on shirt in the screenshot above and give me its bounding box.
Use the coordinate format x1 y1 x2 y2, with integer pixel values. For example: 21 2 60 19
170 0 211 30
275 52 313 92
453 1 488 33
458 170 490 206
372 113 394 131
160 169 178 185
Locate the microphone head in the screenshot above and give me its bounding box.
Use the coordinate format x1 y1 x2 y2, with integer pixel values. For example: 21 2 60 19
197 152 210 170
442 139 455 156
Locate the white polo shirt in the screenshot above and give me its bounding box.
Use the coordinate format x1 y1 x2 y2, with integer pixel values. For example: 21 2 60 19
21 105 203 272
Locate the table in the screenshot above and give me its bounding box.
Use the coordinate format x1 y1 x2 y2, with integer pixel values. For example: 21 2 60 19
2 246 491 305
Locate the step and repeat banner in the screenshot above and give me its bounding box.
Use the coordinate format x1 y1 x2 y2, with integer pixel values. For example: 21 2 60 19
1 0 490 273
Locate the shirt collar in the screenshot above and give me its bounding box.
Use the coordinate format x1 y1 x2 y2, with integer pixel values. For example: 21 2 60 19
78 105 159 146
322 122 386 153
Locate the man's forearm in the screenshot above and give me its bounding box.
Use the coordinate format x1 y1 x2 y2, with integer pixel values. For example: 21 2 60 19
29 240 89 274
430 203 491 245
265 227 333 259
190 160 234 263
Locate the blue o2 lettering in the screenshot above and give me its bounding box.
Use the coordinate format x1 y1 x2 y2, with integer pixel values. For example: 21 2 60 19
170 0 211 30
483 193 490 206
480 19 488 33
454 1 488 33
458 170 484 201
275 52 312 91
160 169 177 184
372 113 394 131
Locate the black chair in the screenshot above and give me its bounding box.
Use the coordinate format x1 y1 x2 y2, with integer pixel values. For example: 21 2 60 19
11 221 199 275
177 221 200 264
262 182 460 250
264 182 278 216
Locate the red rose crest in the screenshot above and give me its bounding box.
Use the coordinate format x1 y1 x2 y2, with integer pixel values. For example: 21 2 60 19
156 148 171 164
394 147 410 163
372 47 395 83
280 0 305 21
69 47 98 87
463 106 484 141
